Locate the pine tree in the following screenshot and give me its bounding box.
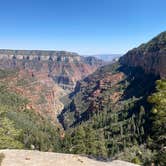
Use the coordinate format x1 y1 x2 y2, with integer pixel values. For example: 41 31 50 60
148 79 166 165
84 125 97 156
71 126 86 154
95 130 108 159
148 80 166 148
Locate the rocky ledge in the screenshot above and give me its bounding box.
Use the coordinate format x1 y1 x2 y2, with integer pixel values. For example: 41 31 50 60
0 150 139 166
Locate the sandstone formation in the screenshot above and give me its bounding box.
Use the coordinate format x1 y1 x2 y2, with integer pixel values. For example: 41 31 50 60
120 31 166 78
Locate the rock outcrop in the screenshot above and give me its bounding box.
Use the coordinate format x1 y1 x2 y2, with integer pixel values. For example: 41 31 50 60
120 31 166 78
0 150 139 166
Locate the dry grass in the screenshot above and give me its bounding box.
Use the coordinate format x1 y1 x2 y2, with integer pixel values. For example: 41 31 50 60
0 153 5 166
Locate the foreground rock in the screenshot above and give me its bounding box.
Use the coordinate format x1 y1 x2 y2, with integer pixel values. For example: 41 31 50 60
0 150 139 166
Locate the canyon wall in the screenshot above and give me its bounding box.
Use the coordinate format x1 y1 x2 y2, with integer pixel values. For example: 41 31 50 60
120 32 166 78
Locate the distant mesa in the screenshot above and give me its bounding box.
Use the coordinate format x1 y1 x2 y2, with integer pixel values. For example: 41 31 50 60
0 49 104 90
85 54 122 62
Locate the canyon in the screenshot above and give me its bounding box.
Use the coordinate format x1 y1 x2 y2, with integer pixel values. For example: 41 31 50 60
0 50 103 121
0 31 165 165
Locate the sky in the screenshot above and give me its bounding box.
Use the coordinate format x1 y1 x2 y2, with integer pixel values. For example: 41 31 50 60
0 0 166 55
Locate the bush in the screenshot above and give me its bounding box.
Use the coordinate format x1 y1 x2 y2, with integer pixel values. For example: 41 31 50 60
131 157 141 165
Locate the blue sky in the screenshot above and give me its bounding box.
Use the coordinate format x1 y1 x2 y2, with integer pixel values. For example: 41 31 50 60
0 0 165 55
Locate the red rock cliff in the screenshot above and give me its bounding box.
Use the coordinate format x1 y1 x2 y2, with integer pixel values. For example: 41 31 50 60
120 32 166 78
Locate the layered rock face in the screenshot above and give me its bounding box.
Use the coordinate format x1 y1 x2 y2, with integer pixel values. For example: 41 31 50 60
0 69 67 122
0 50 103 122
0 50 103 90
59 63 127 128
120 32 166 78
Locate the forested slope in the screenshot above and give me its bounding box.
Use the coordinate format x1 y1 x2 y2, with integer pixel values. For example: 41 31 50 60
0 71 61 151
59 32 166 165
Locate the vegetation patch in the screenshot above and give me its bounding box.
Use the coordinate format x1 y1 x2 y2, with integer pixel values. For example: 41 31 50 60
0 82 61 152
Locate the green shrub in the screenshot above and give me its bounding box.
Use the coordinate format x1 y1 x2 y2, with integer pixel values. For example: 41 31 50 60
131 157 141 165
